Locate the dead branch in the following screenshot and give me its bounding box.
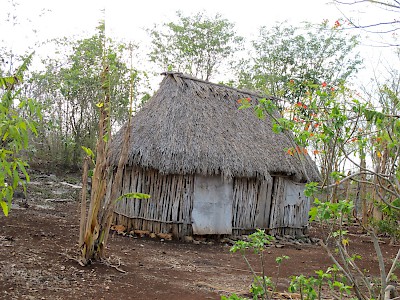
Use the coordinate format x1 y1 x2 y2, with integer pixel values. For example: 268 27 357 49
334 0 400 10
102 260 127 274
320 171 372 189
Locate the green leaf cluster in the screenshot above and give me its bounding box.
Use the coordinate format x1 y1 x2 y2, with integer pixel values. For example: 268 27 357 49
0 55 41 216
114 192 150 205
29 25 148 168
148 11 243 81
288 266 351 300
309 199 354 222
236 21 362 103
230 229 274 255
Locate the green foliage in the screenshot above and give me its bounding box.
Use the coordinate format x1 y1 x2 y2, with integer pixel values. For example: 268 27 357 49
148 11 243 80
309 199 353 223
315 269 332 286
288 266 353 300
304 182 319 197
230 12 399 300
221 294 246 300
0 54 41 215
275 255 290 264
371 198 400 243
239 31 399 244
250 276 273 299
29 24 147 168
256 99 277 116
114 192 151 204
331 281 352 298
289 275 318 300
81 146 95 162
227 230 288 300
308 198 397 299
236 20 361 103
230 229 274 255
225 229 362 299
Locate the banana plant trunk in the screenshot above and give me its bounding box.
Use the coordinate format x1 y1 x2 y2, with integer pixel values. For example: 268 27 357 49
79 66 110 264
79 62 133 265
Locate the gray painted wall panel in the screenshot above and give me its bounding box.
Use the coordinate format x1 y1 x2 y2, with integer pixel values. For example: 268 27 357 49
192 175 233 235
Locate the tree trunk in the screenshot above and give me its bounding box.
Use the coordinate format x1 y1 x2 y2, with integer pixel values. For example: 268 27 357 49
373 149 387 222
360 154 368 226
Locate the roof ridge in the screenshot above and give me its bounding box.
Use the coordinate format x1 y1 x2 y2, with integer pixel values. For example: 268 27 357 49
160 71 284 103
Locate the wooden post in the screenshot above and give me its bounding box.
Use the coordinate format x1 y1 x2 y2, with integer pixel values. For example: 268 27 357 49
79 156 90 246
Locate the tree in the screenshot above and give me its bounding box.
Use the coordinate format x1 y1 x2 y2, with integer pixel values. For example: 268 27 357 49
357 49 400 240
28 23 147 169
147 11 243 81
333 0 400 231
236 20 362 104
240 77 400 299
234 21 362 203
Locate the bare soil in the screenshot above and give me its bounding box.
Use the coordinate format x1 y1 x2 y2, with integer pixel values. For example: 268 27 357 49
0 171 399 299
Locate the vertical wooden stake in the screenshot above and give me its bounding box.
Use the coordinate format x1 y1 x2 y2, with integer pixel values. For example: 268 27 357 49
79 156 90 246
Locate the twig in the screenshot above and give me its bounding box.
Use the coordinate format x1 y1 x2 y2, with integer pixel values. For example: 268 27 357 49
102 260 127 274
386 248 400 283
64 252 86 266
319 240 367 299
241 253 262 285
339 145 391 181
376 189 400 211
320 171 372 189
339 240 373 295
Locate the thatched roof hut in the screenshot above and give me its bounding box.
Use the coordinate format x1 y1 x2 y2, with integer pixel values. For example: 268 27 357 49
107 72 320 238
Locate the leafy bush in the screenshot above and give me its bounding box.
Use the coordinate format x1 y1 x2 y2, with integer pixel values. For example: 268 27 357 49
0 54 41 215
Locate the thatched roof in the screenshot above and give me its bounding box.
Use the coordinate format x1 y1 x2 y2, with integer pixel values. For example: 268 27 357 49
108 72 320 182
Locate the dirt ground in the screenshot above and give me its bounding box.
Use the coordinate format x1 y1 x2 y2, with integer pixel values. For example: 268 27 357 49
0 171 399 300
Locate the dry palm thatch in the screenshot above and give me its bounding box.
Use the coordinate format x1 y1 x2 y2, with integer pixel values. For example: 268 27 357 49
108 72 320 183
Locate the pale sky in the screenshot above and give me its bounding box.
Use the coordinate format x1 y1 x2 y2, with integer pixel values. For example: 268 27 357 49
106 0 339 41
1 0 398 87
3 0 342 50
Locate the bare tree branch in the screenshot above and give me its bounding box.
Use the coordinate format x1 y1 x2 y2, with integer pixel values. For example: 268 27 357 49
334 0 400 10
334 0 400 46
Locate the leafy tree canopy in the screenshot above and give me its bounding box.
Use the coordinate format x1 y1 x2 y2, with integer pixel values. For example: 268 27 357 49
236 20 362 104
148 11 244 81
28 23 147 168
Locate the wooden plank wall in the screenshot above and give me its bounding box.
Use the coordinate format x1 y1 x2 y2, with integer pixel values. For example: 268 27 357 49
269 177 309 237
232 178 272 236
112 166 194 238
110 169 308 238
